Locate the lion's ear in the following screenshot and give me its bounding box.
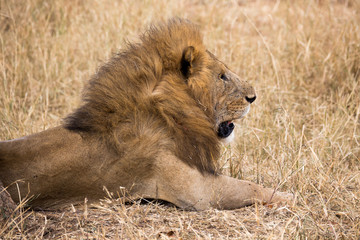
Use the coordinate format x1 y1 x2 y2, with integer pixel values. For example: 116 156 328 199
180 46 195 78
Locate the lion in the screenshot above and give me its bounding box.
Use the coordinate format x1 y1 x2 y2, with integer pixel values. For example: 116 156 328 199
0 19 292 210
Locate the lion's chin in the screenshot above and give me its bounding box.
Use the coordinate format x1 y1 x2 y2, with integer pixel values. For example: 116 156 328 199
220 127 235 144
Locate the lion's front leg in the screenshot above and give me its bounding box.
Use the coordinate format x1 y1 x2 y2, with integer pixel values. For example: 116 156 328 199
147 153 292 210
210 175 293 209
144 153 213 210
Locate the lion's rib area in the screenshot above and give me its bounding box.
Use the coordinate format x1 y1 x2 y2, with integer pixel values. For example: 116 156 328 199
64 19 220 174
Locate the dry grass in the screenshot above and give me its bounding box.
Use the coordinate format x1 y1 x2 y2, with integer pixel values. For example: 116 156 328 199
1 0 359 239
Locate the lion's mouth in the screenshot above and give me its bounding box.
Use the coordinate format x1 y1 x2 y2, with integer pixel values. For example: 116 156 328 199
217 105 251 138
217 121 235 138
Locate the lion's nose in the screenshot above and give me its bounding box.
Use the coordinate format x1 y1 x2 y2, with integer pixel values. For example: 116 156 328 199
245 95 256 104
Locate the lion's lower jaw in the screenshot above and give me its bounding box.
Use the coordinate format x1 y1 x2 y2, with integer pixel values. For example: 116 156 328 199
220 128 235 144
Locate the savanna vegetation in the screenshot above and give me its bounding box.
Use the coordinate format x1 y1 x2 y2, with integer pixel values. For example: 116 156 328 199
1 0 359 239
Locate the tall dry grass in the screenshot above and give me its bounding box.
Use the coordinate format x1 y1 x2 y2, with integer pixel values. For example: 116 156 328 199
1 0 359 239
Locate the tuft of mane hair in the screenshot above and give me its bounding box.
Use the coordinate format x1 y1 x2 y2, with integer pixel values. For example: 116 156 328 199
64 18 220 174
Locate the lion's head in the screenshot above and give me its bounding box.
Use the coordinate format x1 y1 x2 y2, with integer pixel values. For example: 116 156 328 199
186 49 256 139
65 18 256 174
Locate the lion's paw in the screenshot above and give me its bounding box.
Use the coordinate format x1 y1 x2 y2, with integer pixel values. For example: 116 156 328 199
269 191 294 206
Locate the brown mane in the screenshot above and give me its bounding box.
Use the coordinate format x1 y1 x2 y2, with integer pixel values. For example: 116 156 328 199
64 19 220 174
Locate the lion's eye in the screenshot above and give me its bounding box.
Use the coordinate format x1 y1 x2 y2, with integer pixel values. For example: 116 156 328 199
219 73 228 81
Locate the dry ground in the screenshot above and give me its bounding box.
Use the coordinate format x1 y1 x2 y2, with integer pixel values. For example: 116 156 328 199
1 0 359 239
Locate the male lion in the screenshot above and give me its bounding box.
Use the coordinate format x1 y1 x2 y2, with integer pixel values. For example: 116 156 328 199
0 19 292 210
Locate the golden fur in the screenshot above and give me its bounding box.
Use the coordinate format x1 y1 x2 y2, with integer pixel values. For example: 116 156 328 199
0 19 291 210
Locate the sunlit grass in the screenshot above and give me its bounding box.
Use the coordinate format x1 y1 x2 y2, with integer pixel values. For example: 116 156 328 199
1 0 359 239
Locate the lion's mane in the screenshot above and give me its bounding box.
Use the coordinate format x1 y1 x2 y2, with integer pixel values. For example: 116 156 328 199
64 19 220 174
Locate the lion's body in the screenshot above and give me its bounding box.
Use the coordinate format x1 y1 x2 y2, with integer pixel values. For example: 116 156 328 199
0 19 292 210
